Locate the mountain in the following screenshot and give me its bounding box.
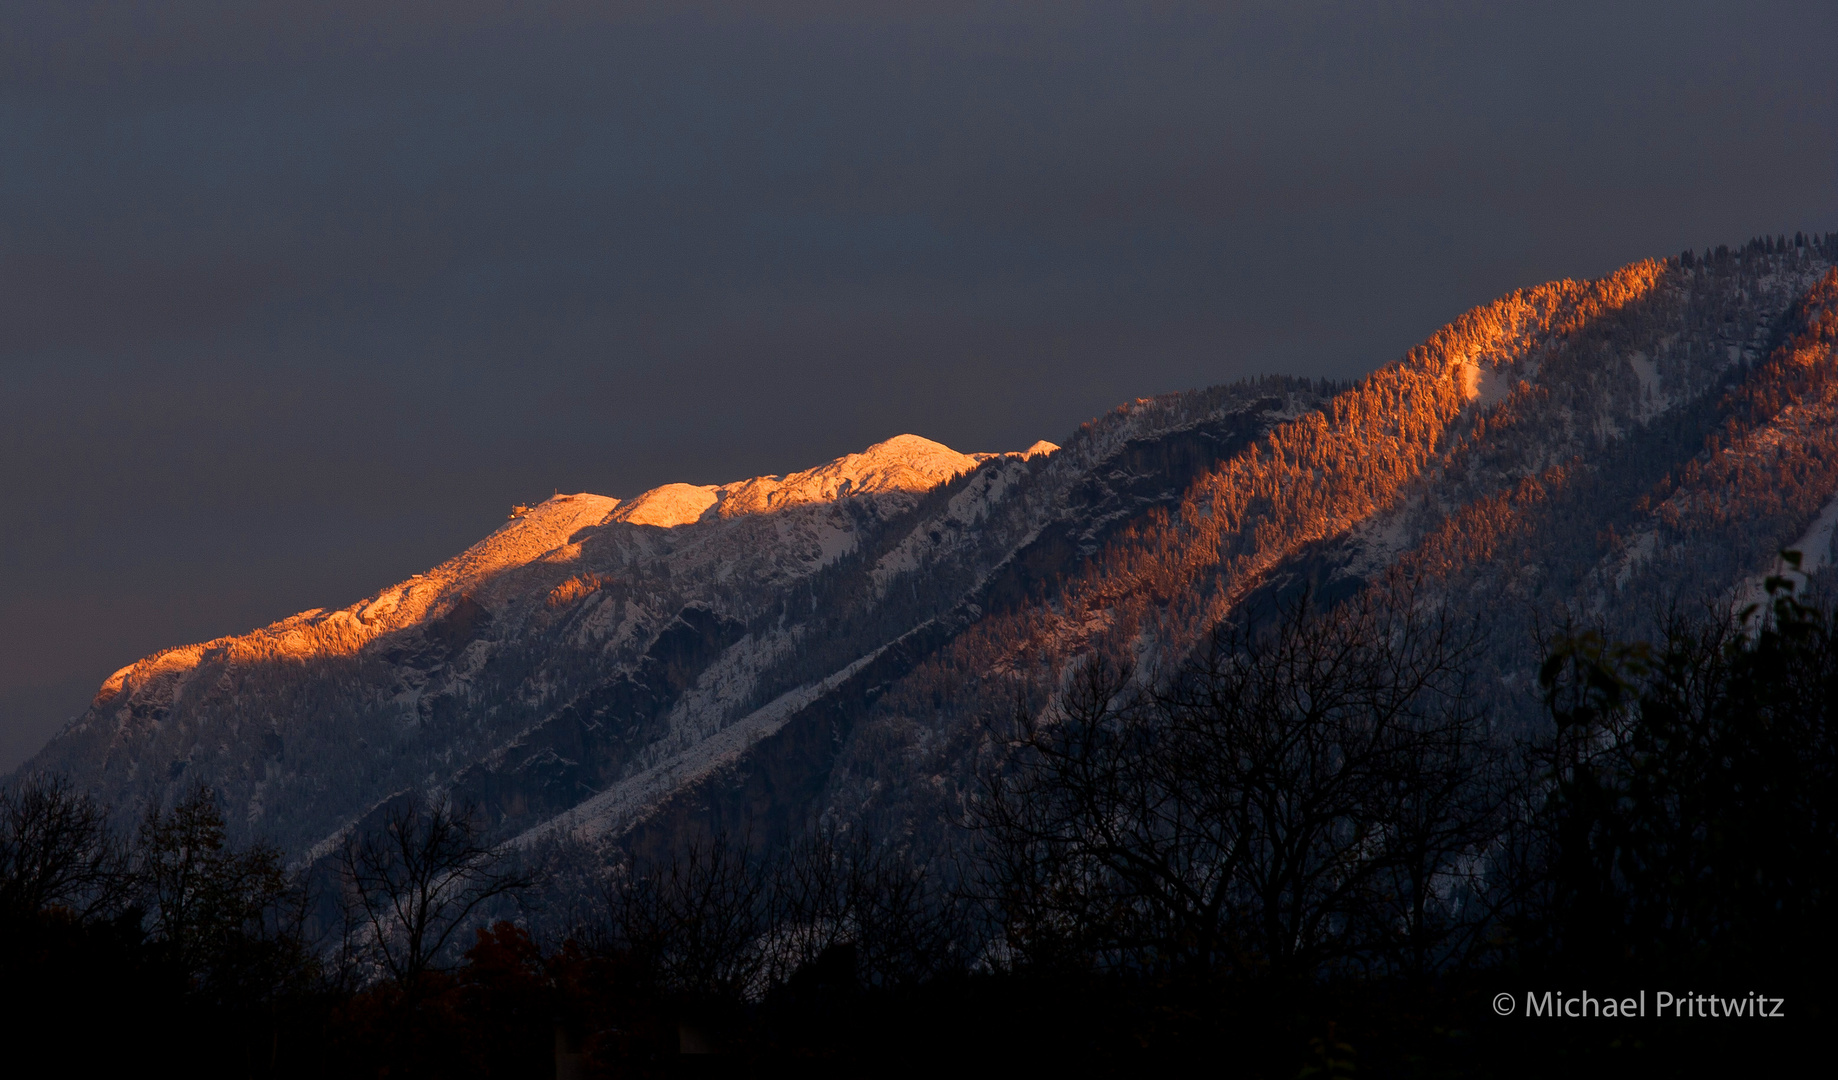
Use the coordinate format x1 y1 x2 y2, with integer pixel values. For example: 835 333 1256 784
20 233 1838 868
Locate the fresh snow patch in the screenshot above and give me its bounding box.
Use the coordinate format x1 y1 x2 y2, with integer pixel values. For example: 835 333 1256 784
1731 490 1838 618
1628 351 1667 420
1462 360 1513 408
511 647 887 849
1792 495 1838 578
1612 530 1660 593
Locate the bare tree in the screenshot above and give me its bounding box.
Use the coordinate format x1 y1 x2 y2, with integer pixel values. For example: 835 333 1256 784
339 794 527 988
135 785 315 1008
602 833 773 1002
975 581 1505 982
0 774 128 920
587 825 960 1018
771 825 959 990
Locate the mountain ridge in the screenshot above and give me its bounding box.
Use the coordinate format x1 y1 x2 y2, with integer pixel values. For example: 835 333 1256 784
88 433 1051 714
20 234 1838 873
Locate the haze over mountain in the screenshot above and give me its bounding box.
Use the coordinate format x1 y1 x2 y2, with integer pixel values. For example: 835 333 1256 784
21 236 1838 872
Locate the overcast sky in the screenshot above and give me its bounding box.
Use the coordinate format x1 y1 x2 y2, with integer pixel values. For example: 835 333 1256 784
3 0 1834 769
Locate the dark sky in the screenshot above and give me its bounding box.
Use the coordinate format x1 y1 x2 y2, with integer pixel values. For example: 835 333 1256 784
2 1 1834 769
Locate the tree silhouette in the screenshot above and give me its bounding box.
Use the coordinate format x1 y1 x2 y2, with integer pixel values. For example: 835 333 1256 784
0 774 127 920
339 794 527 990
977 582 1503 982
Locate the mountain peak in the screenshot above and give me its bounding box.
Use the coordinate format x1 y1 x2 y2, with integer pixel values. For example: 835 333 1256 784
609 483 716 528
608 433 1053 528
83 434 1048 706
720 433 979 513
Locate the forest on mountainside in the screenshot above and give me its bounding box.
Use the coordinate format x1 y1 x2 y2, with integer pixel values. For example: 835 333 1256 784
807 239 1838 868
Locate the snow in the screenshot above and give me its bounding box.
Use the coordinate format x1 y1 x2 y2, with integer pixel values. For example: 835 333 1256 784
56 249 1838 864
611 483 719 527
972 439 1058 463
511 645 888 849
82 435 1033 724
1628 350 1667 420
1730 491 1838 619
1788 494 1838 578
65 421 1095 858
1466 360 1514 408
86 491 615 708
710 433 987 517
602 433 1025 529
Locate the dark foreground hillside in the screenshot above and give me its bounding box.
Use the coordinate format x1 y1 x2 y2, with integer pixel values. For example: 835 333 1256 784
7 573 1835 1076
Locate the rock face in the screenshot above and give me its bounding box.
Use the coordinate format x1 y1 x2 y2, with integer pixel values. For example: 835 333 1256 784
21 238 1838 866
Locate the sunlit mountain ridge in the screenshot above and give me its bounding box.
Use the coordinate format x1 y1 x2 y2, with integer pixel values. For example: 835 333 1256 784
92 434 1055 700
21 235 1838 871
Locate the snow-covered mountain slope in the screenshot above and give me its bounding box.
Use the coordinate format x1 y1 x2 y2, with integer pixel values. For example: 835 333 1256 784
618 240 1838 860
26 433 1080 850
20 235 1838 869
